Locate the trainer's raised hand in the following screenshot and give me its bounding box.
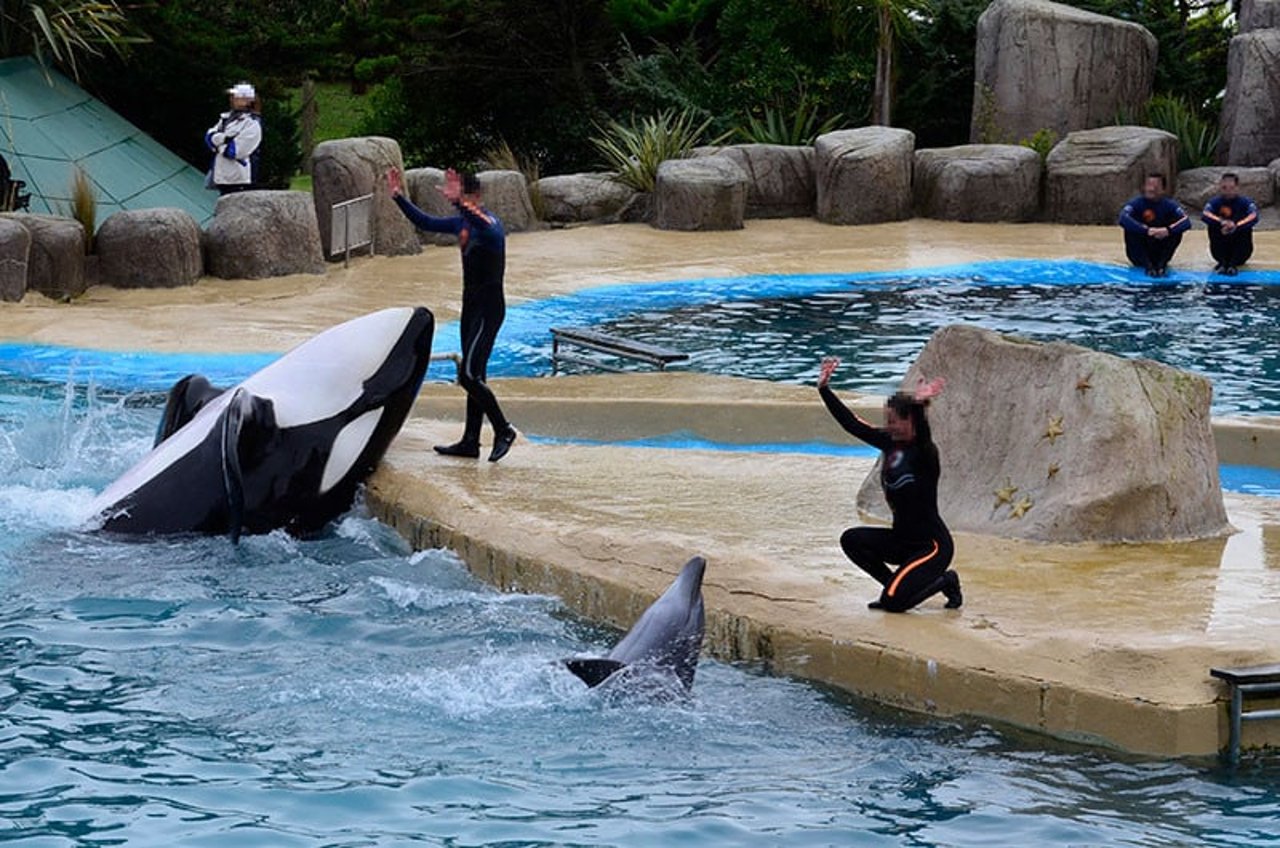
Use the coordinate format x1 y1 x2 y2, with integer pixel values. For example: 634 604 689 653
914 376 946 402
386 167 403 198
817 356 841 389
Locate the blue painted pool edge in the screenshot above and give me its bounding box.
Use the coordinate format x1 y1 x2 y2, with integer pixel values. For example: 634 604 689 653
528 433 1280 499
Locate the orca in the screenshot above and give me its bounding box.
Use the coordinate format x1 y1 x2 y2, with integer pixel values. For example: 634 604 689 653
564 556 707 692
87 307 435 541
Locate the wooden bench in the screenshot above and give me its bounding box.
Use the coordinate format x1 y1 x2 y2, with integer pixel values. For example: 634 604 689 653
1210 663 1280 763
550 327 688 374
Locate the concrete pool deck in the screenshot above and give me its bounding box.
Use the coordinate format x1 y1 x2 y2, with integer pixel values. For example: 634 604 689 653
3 218 1280 757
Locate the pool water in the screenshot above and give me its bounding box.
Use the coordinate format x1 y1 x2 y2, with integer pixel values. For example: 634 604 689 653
1 373 1278 843
580 278 1280 416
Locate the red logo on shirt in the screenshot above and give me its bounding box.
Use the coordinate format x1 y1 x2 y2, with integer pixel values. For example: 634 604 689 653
1142 209 1156 223
1220 205 1233 218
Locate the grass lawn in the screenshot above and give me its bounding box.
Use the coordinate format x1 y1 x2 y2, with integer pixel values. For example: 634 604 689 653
288 82 378 188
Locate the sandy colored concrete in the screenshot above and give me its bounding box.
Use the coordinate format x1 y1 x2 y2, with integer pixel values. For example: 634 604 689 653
3 219 1279 353
368 408 1280 757
4 218 1279 755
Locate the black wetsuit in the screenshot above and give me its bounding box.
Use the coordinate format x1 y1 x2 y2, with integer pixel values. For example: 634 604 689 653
394 193 510 444
820 385 955 612
1202 194 1258 270
1118 195 1191 273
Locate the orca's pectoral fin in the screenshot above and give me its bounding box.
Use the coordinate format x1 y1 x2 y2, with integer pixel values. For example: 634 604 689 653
563 657 627 688
221 389 250 545
155 374 226 446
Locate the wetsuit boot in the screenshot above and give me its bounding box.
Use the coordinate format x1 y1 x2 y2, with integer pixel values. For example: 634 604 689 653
941 570 963 609
489 425 517 462
435 439 480 458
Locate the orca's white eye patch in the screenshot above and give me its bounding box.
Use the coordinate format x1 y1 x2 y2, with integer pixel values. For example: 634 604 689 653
321 408 384 493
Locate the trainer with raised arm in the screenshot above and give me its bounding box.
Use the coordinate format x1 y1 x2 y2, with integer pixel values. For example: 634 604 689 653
388 167 517 462
1118 173 1190 278
818 358 961 613
1201 172 1258 276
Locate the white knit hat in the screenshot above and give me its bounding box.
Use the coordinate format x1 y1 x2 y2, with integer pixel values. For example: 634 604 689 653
227 82 256 99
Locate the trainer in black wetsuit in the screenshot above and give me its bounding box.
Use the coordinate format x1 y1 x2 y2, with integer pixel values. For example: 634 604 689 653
1118 173 1190 278
1201 172 1258 276
817 358 961 612
390 168 517 462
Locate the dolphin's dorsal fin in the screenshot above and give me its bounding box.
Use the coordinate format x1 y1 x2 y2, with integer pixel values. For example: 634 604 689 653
563 658 626 688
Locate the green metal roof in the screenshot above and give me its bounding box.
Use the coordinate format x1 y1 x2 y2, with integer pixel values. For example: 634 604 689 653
0 57 215 226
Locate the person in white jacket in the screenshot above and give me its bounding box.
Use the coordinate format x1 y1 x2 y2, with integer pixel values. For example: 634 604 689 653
205 82 262 195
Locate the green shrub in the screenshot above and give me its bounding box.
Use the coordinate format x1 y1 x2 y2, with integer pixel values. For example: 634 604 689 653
589 108 720 192
733 101 845 145
1018 128 1058 162
1143 95 1220 170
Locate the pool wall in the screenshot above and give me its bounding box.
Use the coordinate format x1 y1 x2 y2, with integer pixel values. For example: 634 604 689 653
365 410 1280 758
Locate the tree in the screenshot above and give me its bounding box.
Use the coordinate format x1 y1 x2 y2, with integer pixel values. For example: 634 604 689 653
820 0 925 126
0 0 146 80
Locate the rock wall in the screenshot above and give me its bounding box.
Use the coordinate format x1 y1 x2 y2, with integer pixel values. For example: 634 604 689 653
1044 126 1178 224
96 208 202 288
972 0 1157 143
0 218 30 302
204 191 326 280
856 325 1230 543
0 214 86 300
914 144 1042 222
815 127 915 225
1217 30 1280 166
311 137 419 258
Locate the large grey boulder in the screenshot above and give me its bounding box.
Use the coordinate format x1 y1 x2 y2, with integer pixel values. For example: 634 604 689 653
405 167 457 246
1240 0 1280 32
1044 126 1178 224
971 0 1157 143
717 144 815 218
1176 166 1275 212
96 208 202 289
0 218 30 302
855 325 1229 543
654 156 748 231
0 214 86 300
311 136 419 259
204 191 326 280
914 144 1042 222
1217 31 1280 167
535 173 636 223
1272 157 1280 194
477 170 537 232
815 127 914 225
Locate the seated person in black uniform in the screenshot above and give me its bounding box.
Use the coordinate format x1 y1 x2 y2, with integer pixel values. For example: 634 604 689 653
1118 173 1190 277
1201 172 1259 276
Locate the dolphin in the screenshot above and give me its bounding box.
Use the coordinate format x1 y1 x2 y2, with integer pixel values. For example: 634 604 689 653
564 556 707 692
87 307 434 541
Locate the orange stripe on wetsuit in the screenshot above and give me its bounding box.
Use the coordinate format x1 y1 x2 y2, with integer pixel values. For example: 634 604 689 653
886 539 941 597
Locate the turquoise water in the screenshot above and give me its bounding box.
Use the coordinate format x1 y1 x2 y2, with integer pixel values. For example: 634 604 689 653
2 379 1280 848
1 371 1279 844
8 261 1280 416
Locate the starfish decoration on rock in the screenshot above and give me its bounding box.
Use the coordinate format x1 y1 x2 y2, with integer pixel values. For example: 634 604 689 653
993 479 1019 508
1042 415 1065 445
1047 463 1060 480
1010 496 1033 519
1076 374 1093 394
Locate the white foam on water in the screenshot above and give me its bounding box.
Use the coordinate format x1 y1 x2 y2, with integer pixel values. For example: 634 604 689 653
0 484 101 531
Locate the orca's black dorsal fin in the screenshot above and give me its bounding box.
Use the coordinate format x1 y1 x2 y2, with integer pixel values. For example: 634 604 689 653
563 658 626 688
155 374 226 446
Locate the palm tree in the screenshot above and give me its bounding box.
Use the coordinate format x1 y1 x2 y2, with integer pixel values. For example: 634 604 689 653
0 0 146 80
822 0 924 127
